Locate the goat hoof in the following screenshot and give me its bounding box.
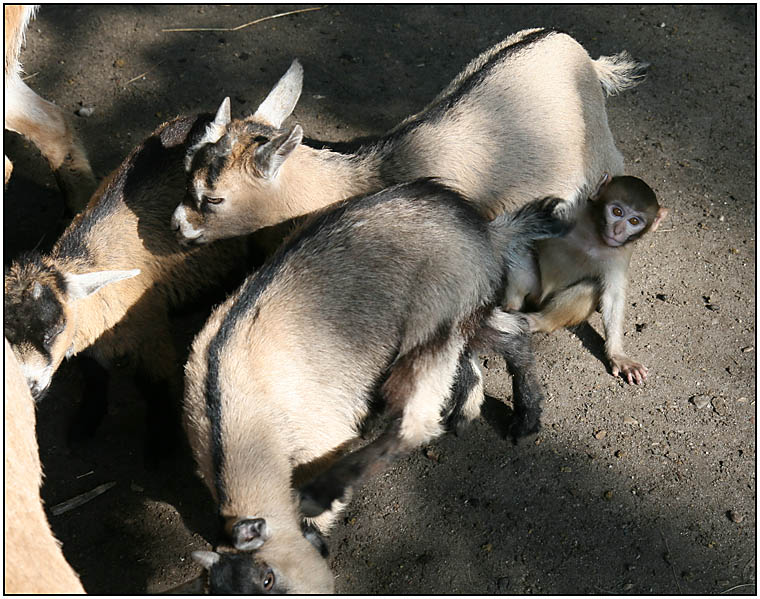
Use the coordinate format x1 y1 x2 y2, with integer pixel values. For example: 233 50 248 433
508 413 541 444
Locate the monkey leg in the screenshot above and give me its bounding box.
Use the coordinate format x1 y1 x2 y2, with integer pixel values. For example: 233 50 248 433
502 254 542 311
300 334 463 517
599 277 649 385
525 280 597 333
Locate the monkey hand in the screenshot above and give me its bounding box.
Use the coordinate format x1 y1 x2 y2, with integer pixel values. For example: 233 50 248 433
610 355 648 385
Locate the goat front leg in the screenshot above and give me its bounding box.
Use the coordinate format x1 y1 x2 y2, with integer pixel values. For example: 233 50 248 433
299 418 404 518
444 349 485 435
5 77 95 214
300 334 463 517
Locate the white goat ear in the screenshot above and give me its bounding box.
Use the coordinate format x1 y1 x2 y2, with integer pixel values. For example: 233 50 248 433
64 269 140 300
214 96 231 128
199 97 231 146
31 281 43 300
231 518 270 551
254 124 303 179
253 59 304 128
191 551 221 571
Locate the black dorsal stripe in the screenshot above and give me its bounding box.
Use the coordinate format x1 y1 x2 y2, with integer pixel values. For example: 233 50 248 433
204 257 281 509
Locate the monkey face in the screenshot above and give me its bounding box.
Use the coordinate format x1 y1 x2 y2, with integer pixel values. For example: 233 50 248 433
600 201 649 247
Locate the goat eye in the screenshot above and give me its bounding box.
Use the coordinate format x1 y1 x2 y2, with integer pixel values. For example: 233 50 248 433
612 206 623 217
204 195 225 205
262 570 275 591
43 324 63 346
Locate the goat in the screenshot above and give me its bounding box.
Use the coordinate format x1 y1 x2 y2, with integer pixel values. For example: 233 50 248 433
4 4 95 214
3 113 249 457
171 27 644 245
5 338 85 594
170 28 652 382
184 179 571 593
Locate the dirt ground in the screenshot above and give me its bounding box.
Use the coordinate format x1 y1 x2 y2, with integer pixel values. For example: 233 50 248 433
3 4 756 595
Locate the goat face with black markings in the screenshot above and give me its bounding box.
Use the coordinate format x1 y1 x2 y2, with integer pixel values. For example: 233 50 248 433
191 519 332 594
4 255 138 399
173 84 310 246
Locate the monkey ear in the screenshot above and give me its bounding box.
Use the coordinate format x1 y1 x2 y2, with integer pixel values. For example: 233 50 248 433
650 207 669 232
231 518 270 551
590 172 611 201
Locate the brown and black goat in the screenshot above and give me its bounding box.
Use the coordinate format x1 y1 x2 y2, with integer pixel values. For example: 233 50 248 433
4 113 248 457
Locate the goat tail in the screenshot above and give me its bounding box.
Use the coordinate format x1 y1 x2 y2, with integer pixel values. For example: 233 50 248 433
492 196 575 246
593 50 649 96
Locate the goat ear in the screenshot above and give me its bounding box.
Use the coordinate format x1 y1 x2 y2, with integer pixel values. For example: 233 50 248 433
64 269 140 300
301 522 329 558
198 97 231 147
213 96 231 128
231 518 270 551
590 172 611 201
650 206 669 232
31 281 44 300
254 124 303 179
253 59 304 128
191 550 221 571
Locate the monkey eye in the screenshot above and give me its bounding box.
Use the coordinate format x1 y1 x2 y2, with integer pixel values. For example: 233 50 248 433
612 206 624 217
262 569 275 592
629 217 640 226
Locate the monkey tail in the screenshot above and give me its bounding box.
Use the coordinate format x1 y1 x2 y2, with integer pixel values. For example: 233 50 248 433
593 51 649 96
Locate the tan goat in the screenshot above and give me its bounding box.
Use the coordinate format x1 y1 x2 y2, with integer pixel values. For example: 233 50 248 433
5 338 85 594
4 113 249 456
169 28 655 383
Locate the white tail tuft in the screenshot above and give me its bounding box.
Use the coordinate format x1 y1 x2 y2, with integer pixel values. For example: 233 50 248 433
593 51 649 96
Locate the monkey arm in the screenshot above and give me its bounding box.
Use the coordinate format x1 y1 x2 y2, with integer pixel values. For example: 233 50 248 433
599 271 648 384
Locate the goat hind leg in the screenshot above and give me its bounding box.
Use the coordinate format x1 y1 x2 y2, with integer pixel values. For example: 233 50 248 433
5 77 95 214
483 309 547 441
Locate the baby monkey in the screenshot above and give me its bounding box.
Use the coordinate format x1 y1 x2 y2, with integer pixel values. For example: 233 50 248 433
505 174 668 385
